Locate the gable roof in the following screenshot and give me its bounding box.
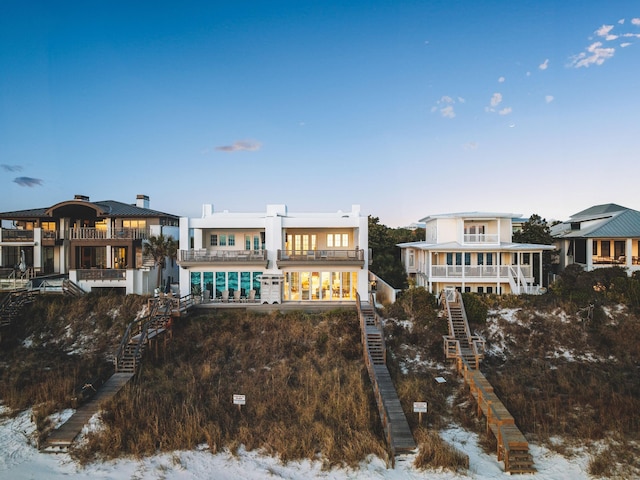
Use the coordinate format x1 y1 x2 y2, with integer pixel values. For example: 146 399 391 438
551 204 640 239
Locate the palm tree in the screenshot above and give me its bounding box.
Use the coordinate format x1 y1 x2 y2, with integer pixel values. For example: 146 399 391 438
143 233 178 292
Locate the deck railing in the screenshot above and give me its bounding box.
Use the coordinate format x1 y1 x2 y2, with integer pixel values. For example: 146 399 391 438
462 233 499 244
0 229 34 242
66 227 149 240
430 264 532 278
277 249 365 261
76 269 127 281
179 249 267 262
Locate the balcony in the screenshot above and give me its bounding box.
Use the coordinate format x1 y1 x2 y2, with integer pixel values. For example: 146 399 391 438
66 227 149 241
178 249 268 267
430 264 532 279
462 233 499 244
277 249 365 267
76 269 127 281
0 229 34 242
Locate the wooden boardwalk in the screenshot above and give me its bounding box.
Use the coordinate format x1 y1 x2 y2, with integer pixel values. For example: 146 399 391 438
41 373 134 452
357 296 415 461
441 289 535 474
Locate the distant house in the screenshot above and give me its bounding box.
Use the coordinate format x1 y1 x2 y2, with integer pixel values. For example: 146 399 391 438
398 212 555 295
550 203 640 275
178 204 369 303
0 194 179 294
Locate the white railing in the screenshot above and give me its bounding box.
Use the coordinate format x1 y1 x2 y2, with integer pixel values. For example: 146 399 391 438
462 234 499 244
66 227 149 240
430 265 532 279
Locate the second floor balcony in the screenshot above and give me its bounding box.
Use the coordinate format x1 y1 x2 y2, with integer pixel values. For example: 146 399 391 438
0 228 34 242
462 233 500 244
428 264 533 279
178 249 268 267
277 249 365 267
66 227 149 241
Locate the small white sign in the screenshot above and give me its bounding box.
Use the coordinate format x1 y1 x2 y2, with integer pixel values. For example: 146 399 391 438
233 394 246 405
435 377 447 384
413 401 428 413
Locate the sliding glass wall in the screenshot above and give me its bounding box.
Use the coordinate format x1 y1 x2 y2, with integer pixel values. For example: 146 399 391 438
283 270 358 301
190 270 263 300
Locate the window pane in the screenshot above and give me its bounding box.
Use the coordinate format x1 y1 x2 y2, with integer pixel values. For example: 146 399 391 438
245 235 251 250
335 234 341 247
253 272 262 298
342 234 349 247
220 235 227 246
228 272 238 295
241 271 251 297
210 235 218 246
327 234 333 247
216 272 226 297
203 272 214 299
228 234 235 247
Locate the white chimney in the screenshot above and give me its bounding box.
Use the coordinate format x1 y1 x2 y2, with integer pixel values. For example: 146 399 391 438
136 194 150 209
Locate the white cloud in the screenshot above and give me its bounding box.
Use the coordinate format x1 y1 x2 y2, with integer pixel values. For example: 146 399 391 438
438 95 454 104
545 95 554 103
463 142 478 150
215 140 262 152
526 71 531 77
539 59 549 70
622 33 640 38
498 76 505 83
618 18 625 25
498 107 512 116
457 97 466 103
596 24 617 41
632 18 640 26
440 105 456 119
570 41 615 68
621 42 632 48
490 93 502 107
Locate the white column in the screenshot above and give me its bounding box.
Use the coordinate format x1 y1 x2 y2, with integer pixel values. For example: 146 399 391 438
626 238 633 271
586 239 593 271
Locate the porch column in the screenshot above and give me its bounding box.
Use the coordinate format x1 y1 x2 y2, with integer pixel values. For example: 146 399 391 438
539 251 543 287
586 239 593 271
496 251 501 293
626 238 633 271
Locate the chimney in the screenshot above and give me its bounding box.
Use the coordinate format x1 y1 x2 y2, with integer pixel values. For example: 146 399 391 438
136 194 150 209
74 194 90 201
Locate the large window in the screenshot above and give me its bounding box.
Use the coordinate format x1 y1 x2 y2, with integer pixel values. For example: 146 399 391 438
327 233 349 248
283 270 357 301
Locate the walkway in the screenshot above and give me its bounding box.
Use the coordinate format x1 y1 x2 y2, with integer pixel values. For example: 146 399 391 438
357 296 415 462
440 289 535 474
41 373 134 452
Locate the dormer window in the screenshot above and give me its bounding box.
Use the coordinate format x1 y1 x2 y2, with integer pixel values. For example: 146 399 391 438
571 222 580 230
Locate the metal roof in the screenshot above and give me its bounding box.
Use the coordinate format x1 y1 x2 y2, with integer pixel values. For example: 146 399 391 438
418 211 522 223
397 240 555 251
0 199 178 220
551 204 640 239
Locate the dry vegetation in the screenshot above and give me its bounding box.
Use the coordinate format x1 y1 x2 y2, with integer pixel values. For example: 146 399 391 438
75 309 387 467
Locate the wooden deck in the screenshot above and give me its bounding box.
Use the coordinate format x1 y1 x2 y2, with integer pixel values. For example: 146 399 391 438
441 290 535 474
41 373 134 452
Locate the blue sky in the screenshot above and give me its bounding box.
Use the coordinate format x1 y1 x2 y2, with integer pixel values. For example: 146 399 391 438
1 1 639 227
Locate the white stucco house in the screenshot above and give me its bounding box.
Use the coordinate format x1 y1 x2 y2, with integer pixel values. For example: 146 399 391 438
551 203 640 275
398 212 555 295
178 204 369 303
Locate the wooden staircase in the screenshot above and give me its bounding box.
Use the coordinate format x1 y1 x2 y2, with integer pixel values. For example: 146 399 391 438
0 290 35 331
42 295 190 451
357 295 416 463
441 289 535 474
